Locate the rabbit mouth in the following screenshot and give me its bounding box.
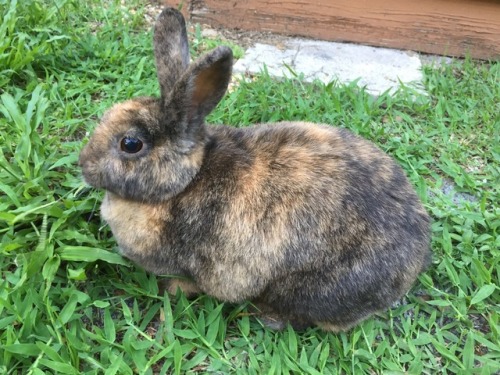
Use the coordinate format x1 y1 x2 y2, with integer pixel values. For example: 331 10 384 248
78 151 108 190
80 162 105 189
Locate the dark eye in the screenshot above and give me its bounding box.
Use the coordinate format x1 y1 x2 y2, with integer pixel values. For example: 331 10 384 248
120 137 143 153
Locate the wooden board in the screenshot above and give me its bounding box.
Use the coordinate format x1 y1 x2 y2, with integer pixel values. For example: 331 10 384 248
165 0 500 60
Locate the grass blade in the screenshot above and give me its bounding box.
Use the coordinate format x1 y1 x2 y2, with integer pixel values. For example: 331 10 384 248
58 246 130 266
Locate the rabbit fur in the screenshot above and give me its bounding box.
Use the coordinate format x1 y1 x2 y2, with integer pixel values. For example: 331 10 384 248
79 7 431 331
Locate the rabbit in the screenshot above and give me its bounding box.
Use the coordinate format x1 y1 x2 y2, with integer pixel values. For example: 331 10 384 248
78 7 431 332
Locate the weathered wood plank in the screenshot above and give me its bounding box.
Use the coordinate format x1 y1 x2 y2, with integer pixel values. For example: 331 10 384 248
165 0 500 60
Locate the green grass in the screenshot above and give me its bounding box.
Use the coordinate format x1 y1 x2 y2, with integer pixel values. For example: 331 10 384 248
1 0 499 373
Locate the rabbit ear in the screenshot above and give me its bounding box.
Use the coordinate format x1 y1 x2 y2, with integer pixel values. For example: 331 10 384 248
153 8 190 98
167 45 233 140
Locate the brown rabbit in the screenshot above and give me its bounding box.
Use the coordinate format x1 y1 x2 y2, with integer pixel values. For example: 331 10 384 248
79 7 431 331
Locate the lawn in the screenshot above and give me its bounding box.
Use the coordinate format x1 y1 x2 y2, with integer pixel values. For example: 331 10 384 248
0 0 499 374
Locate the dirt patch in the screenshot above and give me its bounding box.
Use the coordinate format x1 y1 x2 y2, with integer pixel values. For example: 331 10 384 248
205 27 290 50
142 1 164 26
142 1 291 50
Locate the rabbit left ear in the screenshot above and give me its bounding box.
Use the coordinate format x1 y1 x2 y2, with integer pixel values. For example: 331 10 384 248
186 46 233 119
153 8 191 98
167 45 233 138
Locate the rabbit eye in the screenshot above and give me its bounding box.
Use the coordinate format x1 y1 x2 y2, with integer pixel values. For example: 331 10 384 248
120 136 143 153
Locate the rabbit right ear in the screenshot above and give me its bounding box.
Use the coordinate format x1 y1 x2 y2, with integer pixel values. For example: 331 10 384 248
153 8 190 98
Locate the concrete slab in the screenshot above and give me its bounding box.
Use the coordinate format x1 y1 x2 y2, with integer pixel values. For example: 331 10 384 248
233 38 425 96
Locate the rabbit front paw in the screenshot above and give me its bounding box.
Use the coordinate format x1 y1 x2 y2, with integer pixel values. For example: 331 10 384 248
160 278 201 298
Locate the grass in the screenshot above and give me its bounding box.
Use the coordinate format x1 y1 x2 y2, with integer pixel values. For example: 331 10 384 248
1 0 499 373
